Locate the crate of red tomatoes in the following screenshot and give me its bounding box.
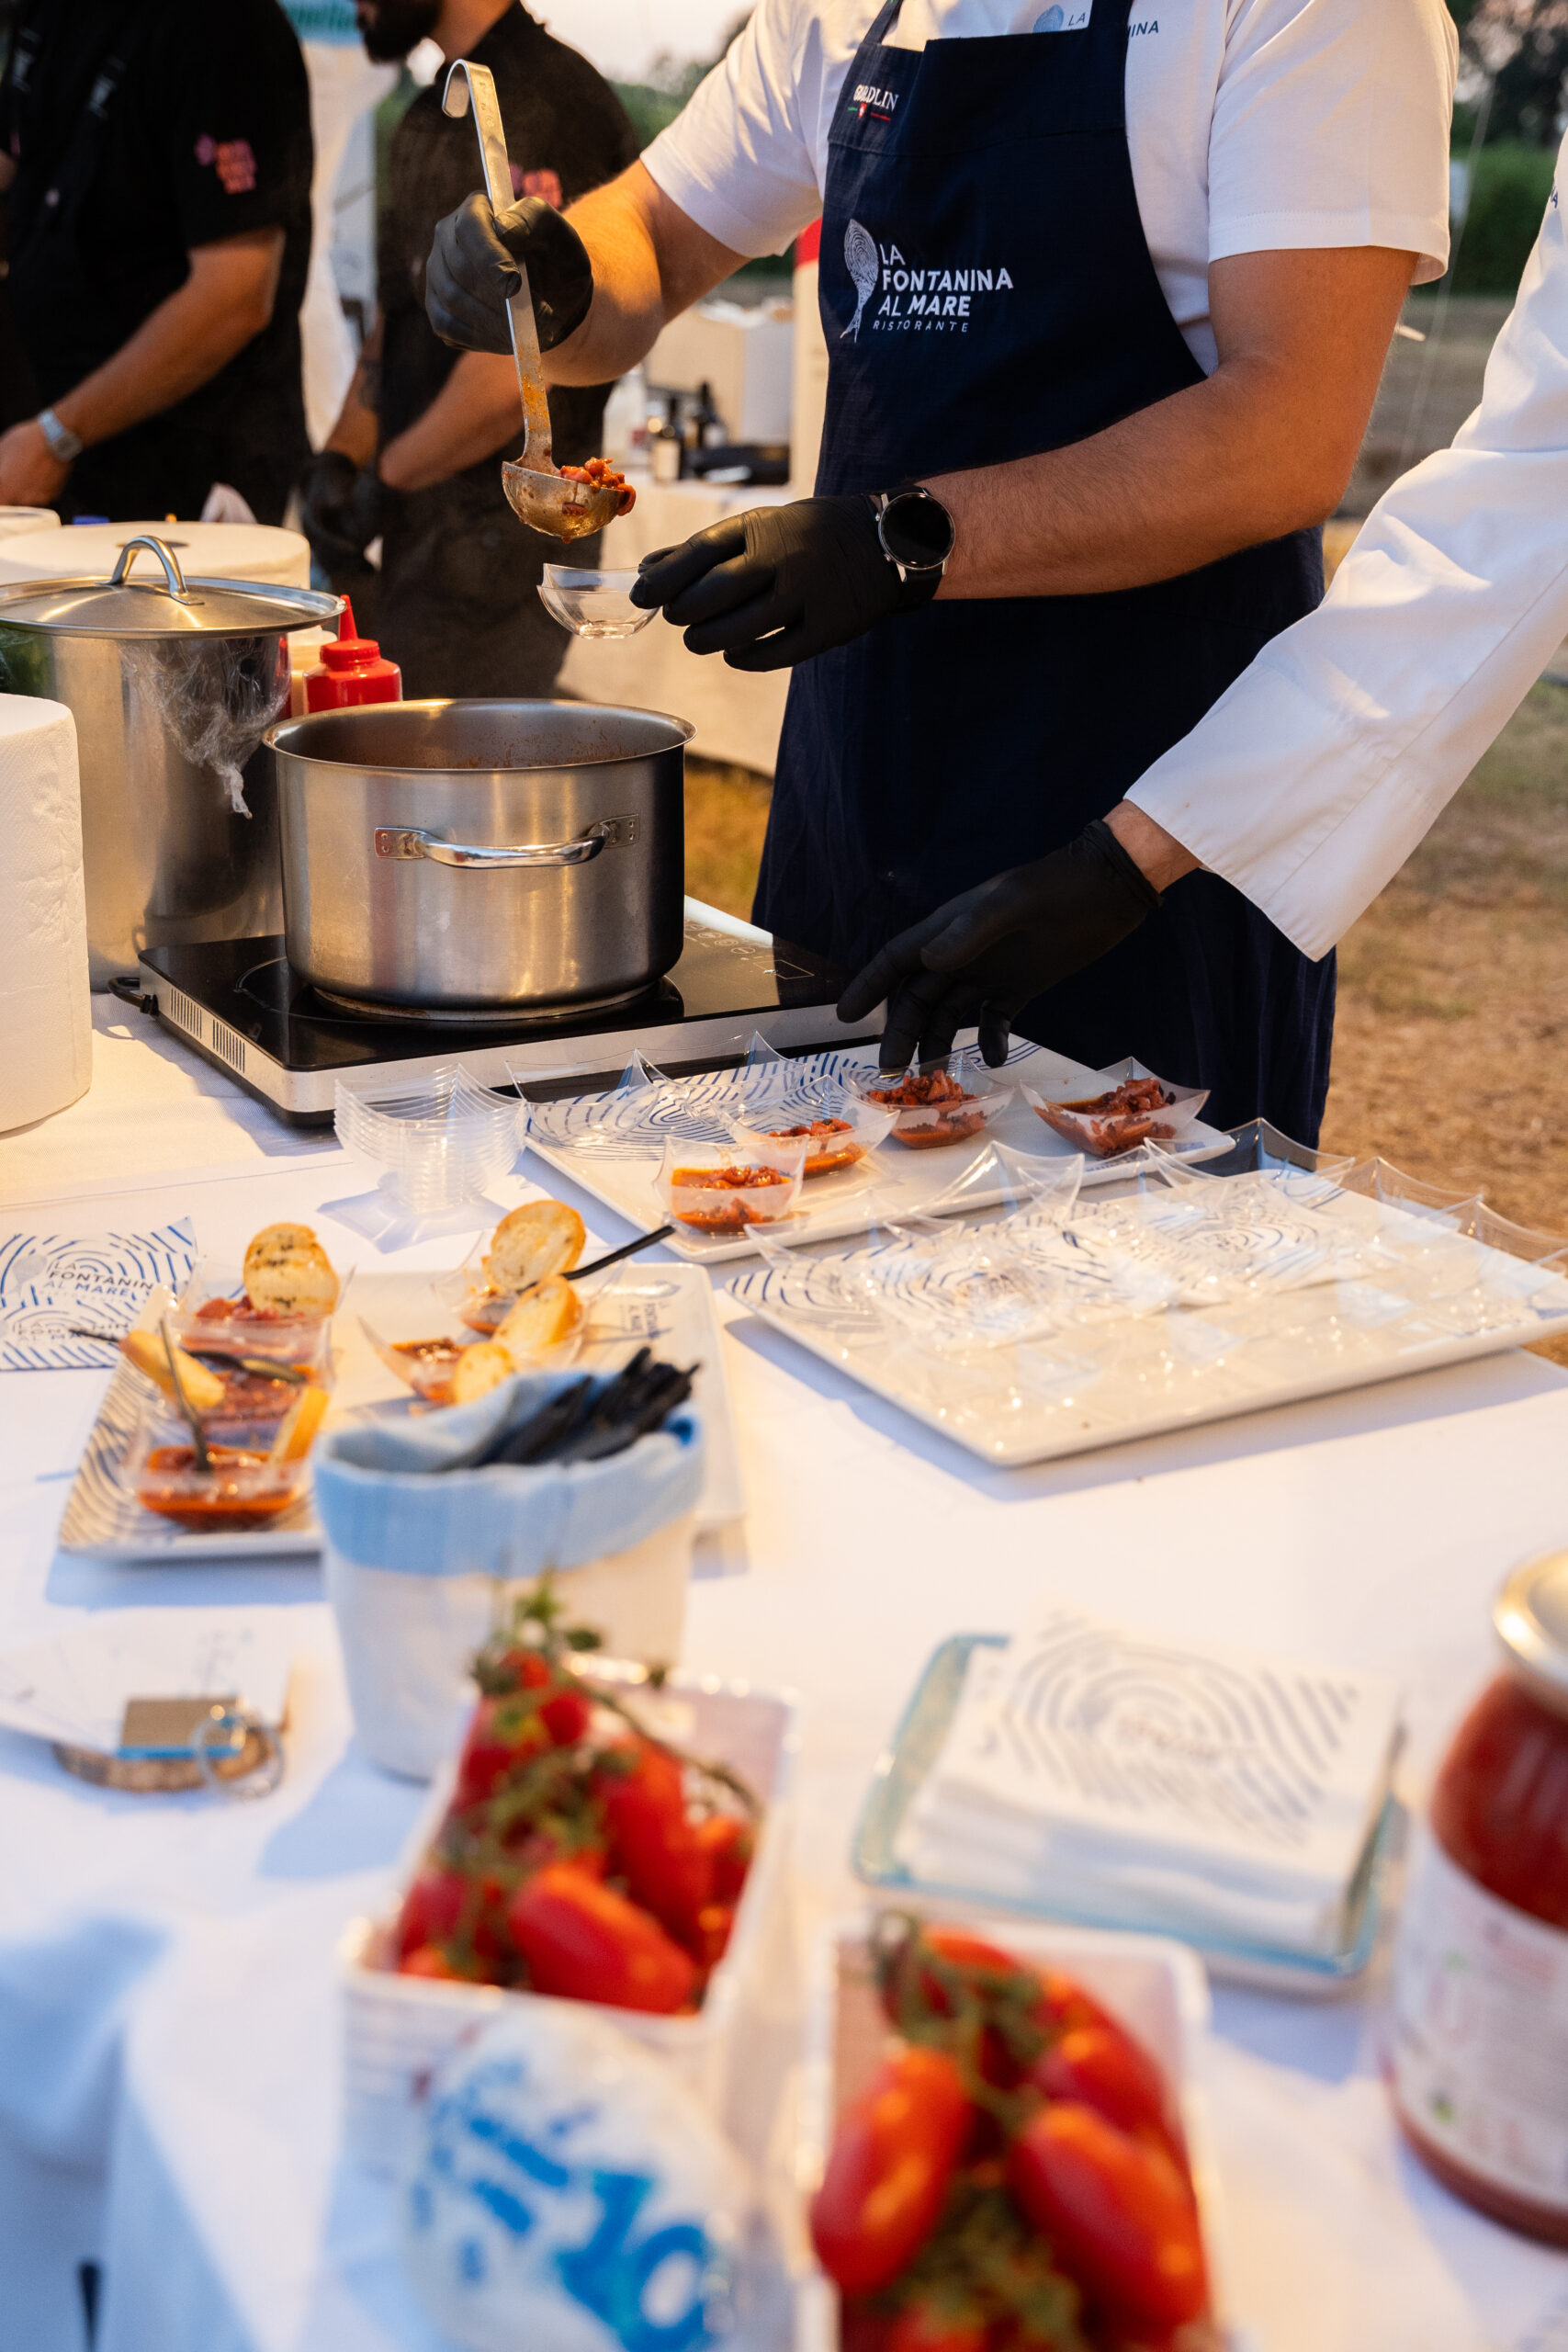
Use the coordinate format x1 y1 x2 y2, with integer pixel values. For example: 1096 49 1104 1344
796 1914 1237 2352
340 1590 796 2169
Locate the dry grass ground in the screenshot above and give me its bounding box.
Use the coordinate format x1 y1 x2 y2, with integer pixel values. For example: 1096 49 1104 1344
1320 684 1568 1238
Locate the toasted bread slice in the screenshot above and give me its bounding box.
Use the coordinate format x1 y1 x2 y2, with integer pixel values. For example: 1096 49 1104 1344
495 1274 583 1365
120 1329 228 1413
243 1222 340 1317
482 1201 585 1298
452 1340 517 1406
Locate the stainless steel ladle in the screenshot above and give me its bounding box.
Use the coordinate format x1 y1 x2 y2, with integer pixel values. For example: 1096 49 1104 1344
441 60 621 544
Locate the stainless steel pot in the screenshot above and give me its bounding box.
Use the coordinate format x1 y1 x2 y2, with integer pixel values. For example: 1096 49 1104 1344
266 698 692 1014
0 536 340 988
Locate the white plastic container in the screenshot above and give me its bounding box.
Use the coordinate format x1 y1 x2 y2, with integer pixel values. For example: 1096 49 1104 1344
322 1506 698 1779
339 1660 798 2172
793 1915 1244 2352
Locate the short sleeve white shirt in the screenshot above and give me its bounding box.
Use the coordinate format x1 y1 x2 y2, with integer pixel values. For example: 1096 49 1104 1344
644 0 1457 371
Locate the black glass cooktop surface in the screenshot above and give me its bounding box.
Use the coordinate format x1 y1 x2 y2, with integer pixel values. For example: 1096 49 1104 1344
132 915 871 1124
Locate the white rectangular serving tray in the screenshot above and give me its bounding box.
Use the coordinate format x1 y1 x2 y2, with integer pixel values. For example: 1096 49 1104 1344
525 1043 1234 1265
56 1261 744 1563
792 1915 1248 2352
339 1659 798 2176
726 1207 1568 1469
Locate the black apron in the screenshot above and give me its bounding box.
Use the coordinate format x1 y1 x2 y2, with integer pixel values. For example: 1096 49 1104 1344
753 0 1336 1141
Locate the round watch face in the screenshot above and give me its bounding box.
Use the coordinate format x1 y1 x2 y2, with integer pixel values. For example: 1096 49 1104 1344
882 491 954 571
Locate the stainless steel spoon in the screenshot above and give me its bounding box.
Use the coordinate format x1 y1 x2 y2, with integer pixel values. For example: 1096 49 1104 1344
441 60 622 544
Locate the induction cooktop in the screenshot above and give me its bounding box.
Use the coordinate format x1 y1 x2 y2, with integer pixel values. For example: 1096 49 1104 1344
127 900 873 1125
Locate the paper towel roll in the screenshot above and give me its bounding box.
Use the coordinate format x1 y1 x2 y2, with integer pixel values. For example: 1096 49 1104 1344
0 696 91 1132
0 508 61 542
0 520 310 589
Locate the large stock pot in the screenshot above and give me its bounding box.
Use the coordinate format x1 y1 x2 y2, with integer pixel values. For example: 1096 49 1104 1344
0 535 338 987
266 699 692 1015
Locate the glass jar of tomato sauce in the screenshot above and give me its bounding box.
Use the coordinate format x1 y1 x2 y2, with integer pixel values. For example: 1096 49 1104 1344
1391 1553 1568 2241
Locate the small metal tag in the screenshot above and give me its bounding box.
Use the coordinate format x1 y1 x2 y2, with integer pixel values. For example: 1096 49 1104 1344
120 1695 240 1758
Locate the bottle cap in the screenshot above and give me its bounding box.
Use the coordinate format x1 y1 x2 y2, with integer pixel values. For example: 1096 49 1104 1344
322 596 382 670
1495 1553 1568 1712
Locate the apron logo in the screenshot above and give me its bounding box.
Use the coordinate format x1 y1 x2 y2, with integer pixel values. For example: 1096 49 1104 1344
842 220 879 339
851 239 1016 336
852 82 899 119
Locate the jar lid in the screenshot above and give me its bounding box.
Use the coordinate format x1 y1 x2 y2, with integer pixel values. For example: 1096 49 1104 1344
1495 1553 1568 1705
0 534 339 639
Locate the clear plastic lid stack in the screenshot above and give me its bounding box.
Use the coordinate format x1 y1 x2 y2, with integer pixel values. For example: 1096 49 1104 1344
335 1065 518 1215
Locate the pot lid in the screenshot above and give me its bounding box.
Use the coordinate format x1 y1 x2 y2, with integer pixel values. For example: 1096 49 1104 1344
0 534 340 638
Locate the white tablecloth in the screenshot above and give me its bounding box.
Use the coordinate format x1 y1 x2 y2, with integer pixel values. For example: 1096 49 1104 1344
558 477 792 775
5 1018 1568 2352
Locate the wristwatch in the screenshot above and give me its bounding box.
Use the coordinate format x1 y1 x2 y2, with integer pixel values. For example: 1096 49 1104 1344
37 406 83 464
871 483 956 585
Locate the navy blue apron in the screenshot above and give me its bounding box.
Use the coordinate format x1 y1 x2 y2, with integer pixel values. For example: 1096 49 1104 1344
753 0 1336 1141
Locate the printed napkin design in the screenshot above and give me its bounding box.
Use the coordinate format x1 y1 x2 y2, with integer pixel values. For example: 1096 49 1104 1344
897 1605 1402 1954
0 1218 196 1370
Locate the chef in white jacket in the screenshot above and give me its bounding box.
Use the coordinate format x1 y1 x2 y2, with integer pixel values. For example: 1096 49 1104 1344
857 134 1568 1063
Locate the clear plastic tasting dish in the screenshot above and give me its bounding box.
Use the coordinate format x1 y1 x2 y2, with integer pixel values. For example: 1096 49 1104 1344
842 1051 1013 1150
655 1128 807 1239
536 566 656 639
121 1412 310 1532
174 1260 338 1365
1023 1057 1209 1159
750 1093 899 1177
334 1064 517 1215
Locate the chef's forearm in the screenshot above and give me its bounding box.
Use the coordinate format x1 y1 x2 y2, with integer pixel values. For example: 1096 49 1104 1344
378 352 524 491
545 164 745 388
926 245 1416 599
51 229 285 450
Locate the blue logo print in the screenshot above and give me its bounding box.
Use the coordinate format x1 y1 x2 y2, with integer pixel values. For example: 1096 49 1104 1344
1034 6 1066 25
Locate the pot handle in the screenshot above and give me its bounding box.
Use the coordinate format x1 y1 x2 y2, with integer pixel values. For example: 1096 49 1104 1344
374 816 637 869
107 535 193 603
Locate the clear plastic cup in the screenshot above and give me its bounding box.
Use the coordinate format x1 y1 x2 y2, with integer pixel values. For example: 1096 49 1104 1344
843 1053 1013 1150
537 567 656 639
655 1129 807 1238
334 1066 518 1214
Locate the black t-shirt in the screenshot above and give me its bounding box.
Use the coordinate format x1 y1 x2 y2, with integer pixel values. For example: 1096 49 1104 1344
378 3 637 479
0 0 313 523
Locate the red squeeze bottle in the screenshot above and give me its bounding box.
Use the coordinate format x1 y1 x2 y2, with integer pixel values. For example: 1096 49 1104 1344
303 599 401 711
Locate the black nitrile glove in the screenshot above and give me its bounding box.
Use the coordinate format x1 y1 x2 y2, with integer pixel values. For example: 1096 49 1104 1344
837 819 1164 1070
627 495 934 671
425 191 593 355
299 449 382 573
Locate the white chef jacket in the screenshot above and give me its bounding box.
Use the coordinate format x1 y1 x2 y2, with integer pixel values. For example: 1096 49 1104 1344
1127 131 1568 963
645 0 1454 375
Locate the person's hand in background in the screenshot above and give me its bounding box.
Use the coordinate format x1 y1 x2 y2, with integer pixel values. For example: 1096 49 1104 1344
299 447 382 573
0 420 68 508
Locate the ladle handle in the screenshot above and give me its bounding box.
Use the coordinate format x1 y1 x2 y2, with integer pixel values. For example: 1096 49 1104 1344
108 534 192 602
441 60 554 471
